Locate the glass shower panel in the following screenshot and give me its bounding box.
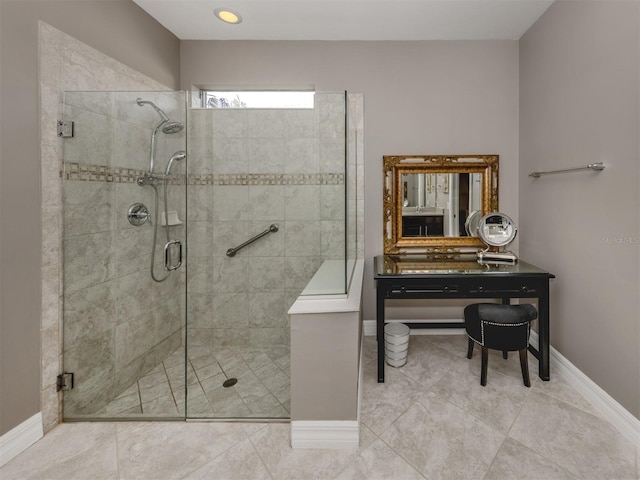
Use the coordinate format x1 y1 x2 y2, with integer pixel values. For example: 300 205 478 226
346 92 362 292
293 91 353 297
185 91 349 418
61 91 187 419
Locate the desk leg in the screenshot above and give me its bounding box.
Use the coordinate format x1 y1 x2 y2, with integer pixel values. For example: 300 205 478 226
377 290 385 383
538 285 550 381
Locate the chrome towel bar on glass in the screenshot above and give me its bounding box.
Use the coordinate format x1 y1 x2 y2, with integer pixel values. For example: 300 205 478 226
529 162 605 178
226 224 279 257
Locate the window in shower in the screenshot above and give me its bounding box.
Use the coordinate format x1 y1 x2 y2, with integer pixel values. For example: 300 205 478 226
199 90 315 109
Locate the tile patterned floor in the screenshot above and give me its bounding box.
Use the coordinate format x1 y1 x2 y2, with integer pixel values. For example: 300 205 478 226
2 335 638 480
74 345 291 419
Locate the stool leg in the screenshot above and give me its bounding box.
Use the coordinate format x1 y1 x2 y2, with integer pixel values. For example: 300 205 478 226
519 349 531 387
502 351 508 359
481 346 488 386
467 338 474 359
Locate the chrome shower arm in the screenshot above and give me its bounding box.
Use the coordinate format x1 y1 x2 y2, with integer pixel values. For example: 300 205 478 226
137 97 169 123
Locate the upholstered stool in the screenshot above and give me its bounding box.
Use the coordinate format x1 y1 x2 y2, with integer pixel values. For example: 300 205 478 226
464 303 538 387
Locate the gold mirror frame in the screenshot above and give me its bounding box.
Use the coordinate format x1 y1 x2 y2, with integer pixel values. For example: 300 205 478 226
383 155 499 254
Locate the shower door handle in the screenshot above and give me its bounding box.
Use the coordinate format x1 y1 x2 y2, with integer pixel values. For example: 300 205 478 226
164 240 182 271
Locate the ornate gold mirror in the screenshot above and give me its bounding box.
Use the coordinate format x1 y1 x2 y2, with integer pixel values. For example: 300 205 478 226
383 155 499 254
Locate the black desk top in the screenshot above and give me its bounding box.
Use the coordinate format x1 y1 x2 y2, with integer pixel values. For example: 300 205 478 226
374 254 555 278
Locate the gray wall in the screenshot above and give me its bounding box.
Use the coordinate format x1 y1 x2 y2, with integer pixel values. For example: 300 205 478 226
520 1 639 418
180 39 521 324
0 0 179 435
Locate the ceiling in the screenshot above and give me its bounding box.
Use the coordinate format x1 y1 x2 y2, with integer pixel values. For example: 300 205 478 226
132 0 555 41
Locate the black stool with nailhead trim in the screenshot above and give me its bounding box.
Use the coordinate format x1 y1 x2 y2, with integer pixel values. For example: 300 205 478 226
464 303 538 387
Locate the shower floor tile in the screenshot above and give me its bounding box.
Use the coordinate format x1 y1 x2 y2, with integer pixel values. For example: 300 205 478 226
98 345 290 420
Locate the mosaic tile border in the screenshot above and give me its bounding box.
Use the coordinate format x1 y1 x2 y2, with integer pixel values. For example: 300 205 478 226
64 162 152 184
192 172 344 186
64 162 115 182
64 162 345 186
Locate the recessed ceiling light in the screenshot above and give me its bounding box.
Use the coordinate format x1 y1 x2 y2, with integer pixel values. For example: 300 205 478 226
214 8 242 24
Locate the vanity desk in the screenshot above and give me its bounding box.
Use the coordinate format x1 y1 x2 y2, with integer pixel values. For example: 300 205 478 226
374 254 555 383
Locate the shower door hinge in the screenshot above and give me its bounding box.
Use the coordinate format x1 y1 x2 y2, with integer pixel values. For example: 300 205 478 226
57 120 74 138
56 372 74 391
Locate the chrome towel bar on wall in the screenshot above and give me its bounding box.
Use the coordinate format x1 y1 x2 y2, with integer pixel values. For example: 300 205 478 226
529 162 605 178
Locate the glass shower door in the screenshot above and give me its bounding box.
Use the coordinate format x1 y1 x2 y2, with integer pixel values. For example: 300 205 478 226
61 91 188 419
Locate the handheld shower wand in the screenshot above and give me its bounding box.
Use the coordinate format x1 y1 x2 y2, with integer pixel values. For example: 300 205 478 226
165 150 186 176
140 150 187 283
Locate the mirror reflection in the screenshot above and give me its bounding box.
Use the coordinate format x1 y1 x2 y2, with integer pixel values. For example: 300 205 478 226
400 172 483 237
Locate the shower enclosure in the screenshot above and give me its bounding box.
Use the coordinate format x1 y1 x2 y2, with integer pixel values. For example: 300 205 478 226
61 90 358 420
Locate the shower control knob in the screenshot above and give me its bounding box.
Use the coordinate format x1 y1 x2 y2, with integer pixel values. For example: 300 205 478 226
127 203 150 226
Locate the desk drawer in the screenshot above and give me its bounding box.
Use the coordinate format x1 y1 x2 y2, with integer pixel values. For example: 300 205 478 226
388 283 460 296
381 278 543 299
464 281 539 296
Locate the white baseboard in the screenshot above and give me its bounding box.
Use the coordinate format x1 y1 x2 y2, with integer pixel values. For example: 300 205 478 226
529 331 640 448
0 413 43 467
291 421 359 449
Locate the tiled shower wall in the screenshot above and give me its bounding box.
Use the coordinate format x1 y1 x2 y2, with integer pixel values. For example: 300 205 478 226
187 94 351 348
61 92 186 415
38 22 173 430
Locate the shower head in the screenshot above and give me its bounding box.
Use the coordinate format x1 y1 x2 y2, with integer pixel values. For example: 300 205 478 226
165 150 186 176
162 121 184 134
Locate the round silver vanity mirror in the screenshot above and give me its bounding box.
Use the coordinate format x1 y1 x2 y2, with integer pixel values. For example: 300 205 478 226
478 213 517 247
477 212 518 263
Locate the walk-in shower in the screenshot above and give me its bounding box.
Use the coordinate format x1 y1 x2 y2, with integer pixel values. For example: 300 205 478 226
60 90 359 421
